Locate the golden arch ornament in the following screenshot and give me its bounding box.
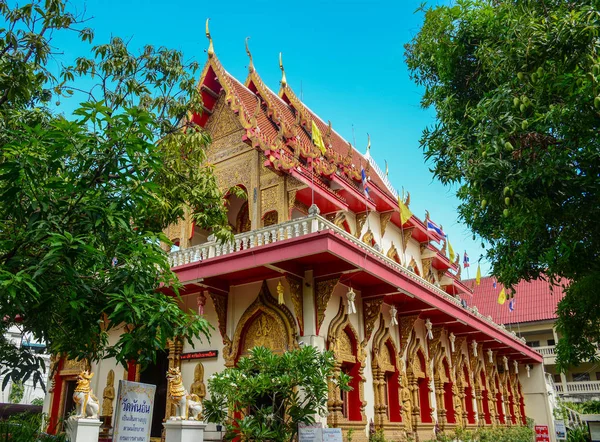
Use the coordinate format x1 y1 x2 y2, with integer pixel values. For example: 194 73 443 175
371 313 403 433
223 280 298 367
326 298 367 432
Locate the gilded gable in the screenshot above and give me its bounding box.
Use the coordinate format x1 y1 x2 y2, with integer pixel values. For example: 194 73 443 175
204 94 249 164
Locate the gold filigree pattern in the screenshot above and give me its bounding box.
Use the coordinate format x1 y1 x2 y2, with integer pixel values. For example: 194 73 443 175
362 297 384 345
387 242 400 263
402 227 415 253
208 292 230 347
261 186 279 217
327 298 367 431
400 315 420 352
286 276 304 336
224 280 298 367
315 277 339 334
371 313 402 432
380 212 393 237
355 213 368 239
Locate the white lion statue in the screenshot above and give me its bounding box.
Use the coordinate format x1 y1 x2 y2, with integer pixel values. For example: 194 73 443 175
166 367 203 420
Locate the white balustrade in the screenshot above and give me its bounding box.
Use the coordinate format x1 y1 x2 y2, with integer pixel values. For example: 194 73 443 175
166 214 533 344
566 381 600 394
537 345 556 356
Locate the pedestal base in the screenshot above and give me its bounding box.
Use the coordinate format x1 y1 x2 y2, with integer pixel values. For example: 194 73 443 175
65 417 102 442
163 419 207 442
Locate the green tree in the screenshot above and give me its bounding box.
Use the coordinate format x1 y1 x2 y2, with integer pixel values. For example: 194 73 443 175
8 381 24 404
0 0 231 390
203 346 350 442
405 0 600 370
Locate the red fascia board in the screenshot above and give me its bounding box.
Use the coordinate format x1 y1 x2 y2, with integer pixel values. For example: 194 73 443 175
290 168 349 212
365 183 396 212
330 174 376 212
321 232 541 363
173 229 539 362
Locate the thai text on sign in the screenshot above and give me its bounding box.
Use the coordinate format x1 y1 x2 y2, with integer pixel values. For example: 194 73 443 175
535 425 550 442
112 380 156 442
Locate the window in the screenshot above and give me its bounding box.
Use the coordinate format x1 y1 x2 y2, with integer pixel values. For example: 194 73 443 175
595 372 600 381
573 373 590 382
547 339 556 346
553 374 562 383
526 341 540 348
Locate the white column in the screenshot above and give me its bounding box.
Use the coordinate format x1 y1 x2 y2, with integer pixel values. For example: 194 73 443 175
521 364 556 442
163 420 207 442
65 417 102 442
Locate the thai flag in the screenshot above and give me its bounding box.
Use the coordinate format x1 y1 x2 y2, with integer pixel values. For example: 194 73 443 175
509 298 515 312
426 219 446 238
493 280 497 289
361 166 370 198
463 252 470 268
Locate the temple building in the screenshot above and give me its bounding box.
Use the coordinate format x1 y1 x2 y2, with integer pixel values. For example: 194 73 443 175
45 22 552 442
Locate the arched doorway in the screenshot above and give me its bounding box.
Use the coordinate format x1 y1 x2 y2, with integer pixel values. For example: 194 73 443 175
442 358 456 424
371 313 401 431
416 349 432 424
327 299 367 432
222 280 298 368
463 364 476 424
480 370 492 425
495 374 506 424
225 185 250 234
139 350 169 439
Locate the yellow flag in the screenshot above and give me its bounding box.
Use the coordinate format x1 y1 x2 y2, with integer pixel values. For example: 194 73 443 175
448 239 455 262
498 288 506 305
398 195 413 225
476 264 481 286
311 121 326 155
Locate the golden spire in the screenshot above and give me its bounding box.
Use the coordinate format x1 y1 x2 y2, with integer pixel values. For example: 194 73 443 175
205 18 214 58
279 52 287 87
245 37 254 73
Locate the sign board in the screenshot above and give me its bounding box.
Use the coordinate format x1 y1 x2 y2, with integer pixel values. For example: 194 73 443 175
180 350 218 360
589 422 600 442
322 428 343 441
555 420 567 439
112 380 156 442
535 425 550 442
298 423 323 442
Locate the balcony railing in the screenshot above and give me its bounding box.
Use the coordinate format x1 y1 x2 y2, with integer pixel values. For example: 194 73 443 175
168 214 530 347
555 381 600 395
537 345 556 356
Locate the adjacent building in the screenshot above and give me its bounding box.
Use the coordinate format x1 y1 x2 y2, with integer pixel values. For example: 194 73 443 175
464 276 600 403
1 326 49 405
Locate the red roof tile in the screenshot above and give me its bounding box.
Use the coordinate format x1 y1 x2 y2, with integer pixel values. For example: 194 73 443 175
462 276 566 325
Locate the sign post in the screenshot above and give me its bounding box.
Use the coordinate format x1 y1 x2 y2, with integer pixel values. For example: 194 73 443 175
535 425 550 442
555 420 567 440
112 380 156 442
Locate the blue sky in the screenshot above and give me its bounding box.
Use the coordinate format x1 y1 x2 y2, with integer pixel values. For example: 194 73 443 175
49 0 489 276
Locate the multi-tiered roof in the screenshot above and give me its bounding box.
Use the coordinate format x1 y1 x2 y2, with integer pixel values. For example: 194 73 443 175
192 20 464 289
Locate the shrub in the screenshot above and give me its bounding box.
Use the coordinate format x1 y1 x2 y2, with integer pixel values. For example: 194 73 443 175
0 413 66 442
203 345 350 442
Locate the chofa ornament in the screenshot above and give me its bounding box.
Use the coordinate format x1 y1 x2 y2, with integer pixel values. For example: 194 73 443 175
166 367 203 420
73 371 100 419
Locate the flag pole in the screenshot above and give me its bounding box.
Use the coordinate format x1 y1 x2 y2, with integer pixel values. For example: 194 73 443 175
399 188 406 266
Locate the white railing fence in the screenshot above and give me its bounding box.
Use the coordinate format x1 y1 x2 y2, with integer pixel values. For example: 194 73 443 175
537 345 556 356
168 214 531 346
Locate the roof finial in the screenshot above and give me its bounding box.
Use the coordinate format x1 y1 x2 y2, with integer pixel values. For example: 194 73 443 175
205 18 214 58
245 37 254 73
366 133 371 153
385 160 389 177
279 52 287 87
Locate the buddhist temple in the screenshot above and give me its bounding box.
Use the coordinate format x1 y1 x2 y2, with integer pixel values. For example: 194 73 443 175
45 20 552 442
